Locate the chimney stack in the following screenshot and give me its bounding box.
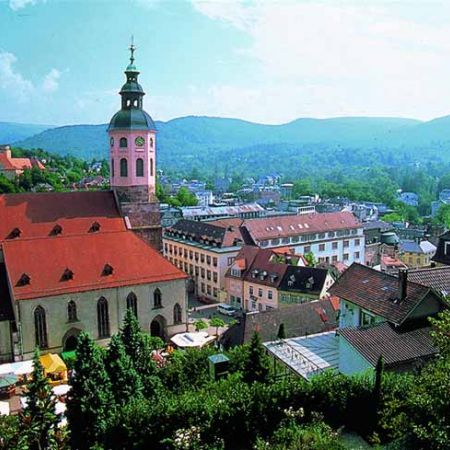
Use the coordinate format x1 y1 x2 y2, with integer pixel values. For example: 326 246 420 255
0 145 11 159
398 268 408 301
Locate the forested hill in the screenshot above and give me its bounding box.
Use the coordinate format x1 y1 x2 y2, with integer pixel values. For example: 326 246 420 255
9 114 450 177
0 122 54 144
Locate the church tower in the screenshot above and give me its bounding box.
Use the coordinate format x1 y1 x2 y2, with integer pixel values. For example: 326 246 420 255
108 42 161 248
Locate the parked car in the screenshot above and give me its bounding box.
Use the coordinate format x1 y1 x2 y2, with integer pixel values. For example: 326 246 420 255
217 304 237 317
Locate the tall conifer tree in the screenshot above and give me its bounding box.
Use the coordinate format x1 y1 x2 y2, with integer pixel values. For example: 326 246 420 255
243 332 270 383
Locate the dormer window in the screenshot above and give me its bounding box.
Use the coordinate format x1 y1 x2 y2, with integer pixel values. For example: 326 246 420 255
89 222 101 233
17 273 30 286
61 269 74 282
102 264 114 276
445 241 450 256
7 228 21 239
50 224 62 236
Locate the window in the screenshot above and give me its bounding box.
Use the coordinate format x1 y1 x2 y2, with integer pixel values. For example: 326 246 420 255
343 240 349 248
258 288 263 297
34 306 48 349
343 253 349 261
355 239 360 246
213 287 218 297
150 158 154 176
227 257 235 265
189 264 194 275
213 272 218 283
97 297 110 338
272 238 280 245
445 242 450 255
206 255 211 265
150 137 154 148
207 270 211 280
173 303 182 324
354 251 360 260
249 286 254 295
260 240 269 247
136 158 144 177
332 255 338 263
184 249 188 258
213 257 218 267
328 232 335 238
282 237 290 244
231 268 241 277
201 283 205 293
360 310 376 327
153 288 162 308
195 252 199 262
195 266 199 276
319 244 325 251
268 290 273 300
120 158 128 177
201 268 205 278
68 300 77 322
207 285 212 295
127 292 138 318
111 159 114 177
332 242 338 250
120 137 128 148
304 246 311 253
189 251 193 260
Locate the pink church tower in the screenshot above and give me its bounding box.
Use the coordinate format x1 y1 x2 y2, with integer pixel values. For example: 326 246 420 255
108 43 161 248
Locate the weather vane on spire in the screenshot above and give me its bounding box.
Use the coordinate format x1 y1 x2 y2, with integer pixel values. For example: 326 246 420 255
129 35 136 64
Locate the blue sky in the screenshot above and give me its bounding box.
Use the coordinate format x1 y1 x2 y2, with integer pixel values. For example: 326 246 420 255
2 0 450 125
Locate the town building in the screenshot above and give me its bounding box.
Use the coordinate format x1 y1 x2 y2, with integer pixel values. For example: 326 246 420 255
181 203 265 221
163 219 249 302
0 46 187 362
431 231 450 266
160 204 183 228
431 189 450 217
408 265 450 297
0 146 45 180
398 239 436 269
397 191 419 207
225 246 335 312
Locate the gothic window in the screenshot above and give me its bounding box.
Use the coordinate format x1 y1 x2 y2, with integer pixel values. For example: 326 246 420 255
34 306 48 349
97 297 110 338
120 137 128 148
150 158 154 177
68 300 77 322
111 159 114 177
173 303 182 324
120 158 128 177
126 292 138 318
136 158 144 177
153 288 162 308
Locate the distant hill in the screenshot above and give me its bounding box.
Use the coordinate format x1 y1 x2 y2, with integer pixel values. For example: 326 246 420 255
12 114 450 176
0 122 54 145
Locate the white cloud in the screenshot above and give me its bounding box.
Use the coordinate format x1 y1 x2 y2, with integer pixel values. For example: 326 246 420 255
9 0 38 11
42 68 61 93
0 52 34 101
191 1 450 121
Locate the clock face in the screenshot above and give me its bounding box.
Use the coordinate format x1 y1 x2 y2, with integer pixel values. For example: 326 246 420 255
135 136 145 147
110 137 114 147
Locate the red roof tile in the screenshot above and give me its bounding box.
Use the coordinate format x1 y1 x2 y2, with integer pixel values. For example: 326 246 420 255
0 153 44 171
243 211 361 241
0 191 126 242
3 231 187 300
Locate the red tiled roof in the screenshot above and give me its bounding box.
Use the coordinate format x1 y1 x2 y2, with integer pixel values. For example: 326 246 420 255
0 153 44 171
381 255 407 268
329 263 437 325
243 248 288 288
3 231 187 300
0 191 126 242
243 211 360 241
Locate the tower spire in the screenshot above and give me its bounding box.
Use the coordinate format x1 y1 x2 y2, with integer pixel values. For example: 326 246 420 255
129 35 136 66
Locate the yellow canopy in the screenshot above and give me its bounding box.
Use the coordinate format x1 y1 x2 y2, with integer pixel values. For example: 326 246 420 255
40 353 67 374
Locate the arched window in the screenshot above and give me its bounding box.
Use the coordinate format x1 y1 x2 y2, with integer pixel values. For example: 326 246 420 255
68 300 77 322
111 159 114 177
150 137 153 148
126 292 138 318
34 306 48 349
153 288 162 308
136 158 144 177
120 158 128 177
120 137 128 148
150 158 154 177
97 297 110 338
173 303 182 324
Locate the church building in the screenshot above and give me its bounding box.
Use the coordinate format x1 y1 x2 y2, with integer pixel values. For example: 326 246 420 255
0 46 187 362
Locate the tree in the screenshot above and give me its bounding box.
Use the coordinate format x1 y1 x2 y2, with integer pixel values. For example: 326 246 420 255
66 332 114 449
434 204 450 228
105 334 144 406
176 186 198 206
242 332 270 384
19 348 59 450
372 355 384 435
210 317 225 336
0 174 16 193
195 319 208 332
277 323 286 340
304 252 316 267
430 309 450 358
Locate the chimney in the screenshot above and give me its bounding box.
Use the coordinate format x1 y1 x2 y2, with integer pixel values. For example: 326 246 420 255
0 145 11 159
398 268 408 301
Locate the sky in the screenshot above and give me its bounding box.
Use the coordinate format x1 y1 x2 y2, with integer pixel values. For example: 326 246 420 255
2 0 450 125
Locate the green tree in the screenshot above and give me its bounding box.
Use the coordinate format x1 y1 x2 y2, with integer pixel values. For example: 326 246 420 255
210 317 225 336
176 186 198 206
304 252 316 267
19 348 59 450
242 332 270 384
0 174 16 193
277 323 286 340
434 204 450 228
105 334 144 406
0 415 20 449
66 332 114 449
195 319 208 332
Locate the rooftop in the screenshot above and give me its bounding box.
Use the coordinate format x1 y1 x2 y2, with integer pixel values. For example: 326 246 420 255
0 191 125 243
329 263 435 325
339 320 436 369
3 230 187 301
408 266 450 296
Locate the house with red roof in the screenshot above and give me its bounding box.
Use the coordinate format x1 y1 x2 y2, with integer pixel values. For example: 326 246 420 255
0 146 45 180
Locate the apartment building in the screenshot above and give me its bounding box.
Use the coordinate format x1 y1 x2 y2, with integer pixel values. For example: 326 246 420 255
163 219 247 302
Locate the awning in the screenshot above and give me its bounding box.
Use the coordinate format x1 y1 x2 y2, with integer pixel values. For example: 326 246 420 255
0 374 18 389
40 353 67 374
